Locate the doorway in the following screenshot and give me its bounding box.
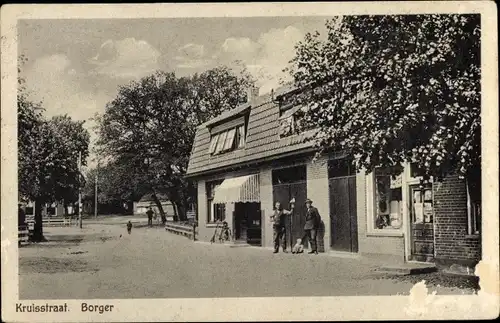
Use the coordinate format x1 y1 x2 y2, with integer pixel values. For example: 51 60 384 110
272 166 308 250
409 184 435 262
234 202 262 246
328 159 358 252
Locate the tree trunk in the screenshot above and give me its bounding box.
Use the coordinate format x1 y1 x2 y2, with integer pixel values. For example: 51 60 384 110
176 201 188 222
169 189 187 222
151 191 167 224
172 203 179 222
31 198 47 242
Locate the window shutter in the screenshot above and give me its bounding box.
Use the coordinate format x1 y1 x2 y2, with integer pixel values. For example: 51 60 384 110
214 131 227 154
209 133 219 154
223 128 236 151
237 125 245 148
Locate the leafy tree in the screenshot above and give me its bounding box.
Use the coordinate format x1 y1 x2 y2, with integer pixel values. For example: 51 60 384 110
286 15 480 187
97 67 254 221
18 56 90 241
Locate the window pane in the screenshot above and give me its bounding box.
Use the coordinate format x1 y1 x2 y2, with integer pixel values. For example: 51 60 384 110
223 128 236 151
279 116 294 137
374 169 403 229
209 134 219 154
214 131 227 154
237 125 245 148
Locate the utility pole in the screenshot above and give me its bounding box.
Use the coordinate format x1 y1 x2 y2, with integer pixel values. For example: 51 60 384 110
94 159 98 219
78 151 82 229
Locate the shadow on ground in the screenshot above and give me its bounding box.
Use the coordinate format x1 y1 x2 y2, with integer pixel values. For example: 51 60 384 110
367 271 480 292
20 257 99 274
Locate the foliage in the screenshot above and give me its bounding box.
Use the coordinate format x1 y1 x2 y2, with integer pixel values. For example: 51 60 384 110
97 67 254 219
286 14 481 181
18 55 90 239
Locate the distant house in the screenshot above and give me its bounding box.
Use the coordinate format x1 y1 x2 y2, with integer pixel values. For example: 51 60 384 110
134 193 175 218
20 200 65 217
185 84 481 270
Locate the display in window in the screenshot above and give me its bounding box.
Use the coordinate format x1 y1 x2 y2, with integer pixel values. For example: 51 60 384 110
424 189 432 201
390 174 402 189
423 202 433 223
413 202 424 224
374 172 403 230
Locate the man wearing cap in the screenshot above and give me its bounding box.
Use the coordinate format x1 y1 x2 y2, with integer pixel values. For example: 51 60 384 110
302 198 320 254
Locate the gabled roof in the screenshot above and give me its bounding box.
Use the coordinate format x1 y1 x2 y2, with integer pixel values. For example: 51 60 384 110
186 85 316 178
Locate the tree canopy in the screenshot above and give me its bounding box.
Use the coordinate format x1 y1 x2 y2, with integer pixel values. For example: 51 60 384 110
97 66 254 220
286 14 481 182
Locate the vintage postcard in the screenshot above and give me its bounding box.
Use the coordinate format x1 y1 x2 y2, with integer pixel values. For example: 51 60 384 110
1 2 499 322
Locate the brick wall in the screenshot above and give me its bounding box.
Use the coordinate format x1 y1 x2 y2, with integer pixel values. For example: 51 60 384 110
306 156 330 252
356 171 406 262
433 174 481 265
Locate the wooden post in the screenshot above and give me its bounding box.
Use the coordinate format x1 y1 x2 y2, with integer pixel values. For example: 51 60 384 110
94 160 98 219
78 151 82 229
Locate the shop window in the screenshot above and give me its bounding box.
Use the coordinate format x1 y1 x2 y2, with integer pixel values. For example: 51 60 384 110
206 180 225 223
209 124 245 155
467 179 481 235
373 168 403 230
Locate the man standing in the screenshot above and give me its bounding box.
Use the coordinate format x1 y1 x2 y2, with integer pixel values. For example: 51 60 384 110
146 207 154 227
270 199 295 254
302 198 320 254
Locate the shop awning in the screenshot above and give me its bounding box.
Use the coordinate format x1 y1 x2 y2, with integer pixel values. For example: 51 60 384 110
212 174 260 204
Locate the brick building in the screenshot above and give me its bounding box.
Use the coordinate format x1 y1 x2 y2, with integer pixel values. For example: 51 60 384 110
185 85 481 268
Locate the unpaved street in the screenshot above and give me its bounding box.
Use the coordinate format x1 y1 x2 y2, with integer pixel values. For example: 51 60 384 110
19 224 477 299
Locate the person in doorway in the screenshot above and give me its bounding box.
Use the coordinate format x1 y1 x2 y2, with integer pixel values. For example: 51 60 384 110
302 198 320 254
270 199 295 254
146 207 154 227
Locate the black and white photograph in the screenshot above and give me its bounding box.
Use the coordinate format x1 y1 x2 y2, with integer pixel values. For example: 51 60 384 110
1 2 498 322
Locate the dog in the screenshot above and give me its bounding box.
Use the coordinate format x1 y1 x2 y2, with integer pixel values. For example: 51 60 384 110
291 238 304 254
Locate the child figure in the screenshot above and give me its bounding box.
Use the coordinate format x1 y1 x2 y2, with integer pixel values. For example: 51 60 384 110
219 221 231 242
127 221 132 234
292 238 304 254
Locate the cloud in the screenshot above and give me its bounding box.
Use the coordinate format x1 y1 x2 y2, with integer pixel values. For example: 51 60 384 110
24 54 112 158
221 37 259 60
89 38 161 79
175 43 211 69
217 26 304 95
178 43 205 59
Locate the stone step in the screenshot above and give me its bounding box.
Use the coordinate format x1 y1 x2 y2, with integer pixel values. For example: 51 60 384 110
375 264 437 276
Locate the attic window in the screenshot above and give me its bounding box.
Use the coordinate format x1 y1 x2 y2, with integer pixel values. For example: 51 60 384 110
279 104 310 138
209 124 245 155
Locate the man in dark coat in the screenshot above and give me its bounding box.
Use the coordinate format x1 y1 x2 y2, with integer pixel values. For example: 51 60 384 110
302 198 320 254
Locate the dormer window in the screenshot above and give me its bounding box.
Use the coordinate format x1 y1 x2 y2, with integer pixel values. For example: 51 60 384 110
279 103 309 138
209 124 245 155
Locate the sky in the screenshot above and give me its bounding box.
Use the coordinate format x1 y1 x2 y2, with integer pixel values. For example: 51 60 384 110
18 17 331 164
